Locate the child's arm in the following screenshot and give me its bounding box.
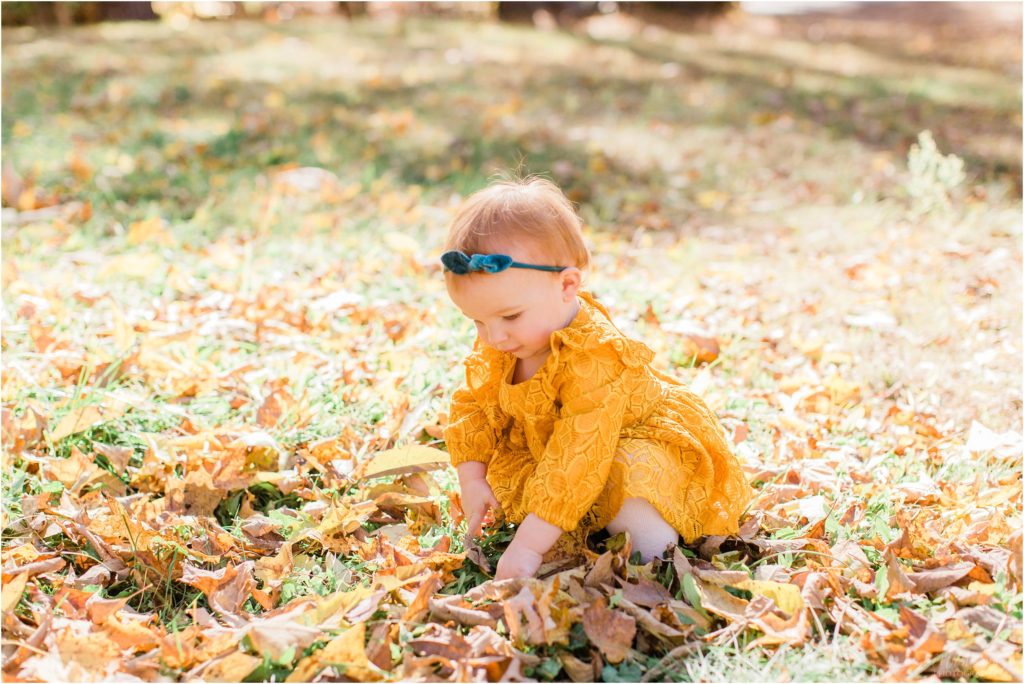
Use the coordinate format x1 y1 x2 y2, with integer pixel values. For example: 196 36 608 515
456 461 498 540
493 356 635 581
504 351 633 578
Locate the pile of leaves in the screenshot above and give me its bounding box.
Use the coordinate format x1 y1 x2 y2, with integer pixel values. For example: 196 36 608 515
3 8 1022 683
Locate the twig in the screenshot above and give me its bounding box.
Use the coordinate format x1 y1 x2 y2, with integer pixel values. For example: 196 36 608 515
641 642 708 683
0 639 50 657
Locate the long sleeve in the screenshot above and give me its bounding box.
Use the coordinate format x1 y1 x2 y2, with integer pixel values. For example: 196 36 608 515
522 355 632 531
443 384 498 467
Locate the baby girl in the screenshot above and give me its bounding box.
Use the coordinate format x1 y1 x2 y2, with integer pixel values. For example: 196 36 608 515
441 176 751 580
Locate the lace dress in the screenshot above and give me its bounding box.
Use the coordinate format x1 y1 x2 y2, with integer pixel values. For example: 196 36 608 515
444 291 751 542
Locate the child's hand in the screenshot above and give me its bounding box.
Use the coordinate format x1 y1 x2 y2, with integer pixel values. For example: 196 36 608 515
493 514 564 580
461 477 499 541
495 544 544 580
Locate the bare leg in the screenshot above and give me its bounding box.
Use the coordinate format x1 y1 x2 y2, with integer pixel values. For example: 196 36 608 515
606 497 679 562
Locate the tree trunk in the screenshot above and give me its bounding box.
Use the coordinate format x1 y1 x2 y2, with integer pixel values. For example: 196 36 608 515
496 2 598 26
90 2 158 22
337 2 368 19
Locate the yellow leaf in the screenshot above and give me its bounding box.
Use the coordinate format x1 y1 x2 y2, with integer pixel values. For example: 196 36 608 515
382 231 419 255
127 217 172 246
287 623 381 682
47 405 105 443
195 651 261 682
68 152 93 182
973 651 1021 682
2 572 29 612
588 155 608 174
264 91 285 109
16 188 37 211
736 579 805 617
697 189 729 210
310 586 376 626
363 445 449 479
825 374 861 405
942 618 975 642
4 544 41 565
99 252 166 280
966 581 998 596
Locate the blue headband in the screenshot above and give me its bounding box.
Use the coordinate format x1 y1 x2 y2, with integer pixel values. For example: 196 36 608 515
441 250 567 275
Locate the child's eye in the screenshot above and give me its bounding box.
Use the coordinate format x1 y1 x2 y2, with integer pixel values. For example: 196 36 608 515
503 313 521 321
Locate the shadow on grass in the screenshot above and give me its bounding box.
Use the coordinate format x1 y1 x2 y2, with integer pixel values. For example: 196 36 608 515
2 13 1020 230
577 33 1022 189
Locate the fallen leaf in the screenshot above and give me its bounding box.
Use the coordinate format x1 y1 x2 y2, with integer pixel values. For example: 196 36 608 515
286 622 381 682
735 579 805 617
582 596 636 664
363 444 450 479
2 572 29 611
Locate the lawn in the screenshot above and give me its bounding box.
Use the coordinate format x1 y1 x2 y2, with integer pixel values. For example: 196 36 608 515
1 5 1021 682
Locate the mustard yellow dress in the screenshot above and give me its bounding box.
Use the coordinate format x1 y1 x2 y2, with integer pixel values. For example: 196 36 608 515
443 291 752 543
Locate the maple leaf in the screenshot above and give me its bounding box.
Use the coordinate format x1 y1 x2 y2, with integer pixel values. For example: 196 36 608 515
181 561 257 625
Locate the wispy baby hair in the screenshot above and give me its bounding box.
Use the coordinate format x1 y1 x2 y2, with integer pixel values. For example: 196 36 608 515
444 174 591 271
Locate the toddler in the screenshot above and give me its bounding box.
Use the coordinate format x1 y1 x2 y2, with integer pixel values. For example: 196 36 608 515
441 176 752 580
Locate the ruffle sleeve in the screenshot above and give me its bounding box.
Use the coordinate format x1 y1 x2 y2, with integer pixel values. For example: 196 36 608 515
443 341 507 467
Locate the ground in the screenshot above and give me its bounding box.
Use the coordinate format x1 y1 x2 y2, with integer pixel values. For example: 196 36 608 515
1 4 1021 682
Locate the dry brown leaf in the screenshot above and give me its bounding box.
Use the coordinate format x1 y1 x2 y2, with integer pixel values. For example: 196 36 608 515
695 579 748 621
92 442 133 472
254 542 294 595
407 622 472 661
582 596 636 664
429 593 501 628
53 627 124 676
41 445 108 492
559 652 600 682
906 561 976 594
167 466 225 517
256 386 294 428
1 404 46 451
2 557 65 582
102 613 162 653
884 548 918 600
615 595 687 642
403 572 443 623
311 585 385 629
246 606 321 663
745 595 812 648
366 622 399 671
616 576 674 607
47 401 127 443
181 561 256 623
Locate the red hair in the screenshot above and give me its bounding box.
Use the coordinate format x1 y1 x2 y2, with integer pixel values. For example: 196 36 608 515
444 175 590 270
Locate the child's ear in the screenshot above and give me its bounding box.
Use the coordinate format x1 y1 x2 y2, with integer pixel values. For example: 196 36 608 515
559 267 582 300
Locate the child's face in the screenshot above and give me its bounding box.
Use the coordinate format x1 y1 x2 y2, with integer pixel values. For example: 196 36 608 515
447 252 580 364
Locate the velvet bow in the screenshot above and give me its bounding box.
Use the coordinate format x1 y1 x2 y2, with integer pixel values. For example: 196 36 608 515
440 250 566 275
